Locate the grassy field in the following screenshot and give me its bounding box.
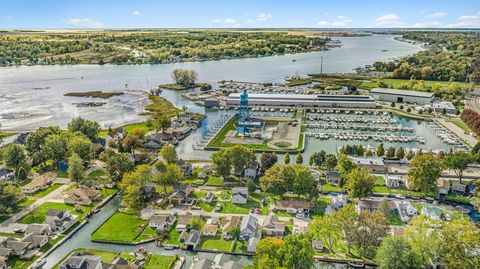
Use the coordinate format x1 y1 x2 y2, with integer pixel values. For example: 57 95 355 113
164 224 181 246
18 202 92 224
373 177 436 198
144 254 177 269
157 83 206 90
145 95 180 119
197 236 234 251
0 132 15 139
29 183 63 199
87 170 106 180
91 212 153 243
206 176 224 186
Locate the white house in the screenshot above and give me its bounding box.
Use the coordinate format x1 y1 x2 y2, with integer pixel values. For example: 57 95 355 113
239 215 258 240
247 236 260 252
330 194 348 210
45 209 78 233
244 161 259 179
421 205 442 220
232 187 248 204
202 224 218 237
149 214 175 232
385 175 403 188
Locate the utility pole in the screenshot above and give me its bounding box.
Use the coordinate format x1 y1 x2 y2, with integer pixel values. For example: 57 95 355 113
320 57 323 76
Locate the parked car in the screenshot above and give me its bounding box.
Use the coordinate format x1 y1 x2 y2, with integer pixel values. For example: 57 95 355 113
215 204 222 211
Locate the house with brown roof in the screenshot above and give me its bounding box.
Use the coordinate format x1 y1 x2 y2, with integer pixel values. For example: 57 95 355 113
64 186 100 206
221 216 240 240
21 172 56 194
261 215 285 237
176 212 194 232
357 198 396 213
275 198 310 214
202 224 218 236
2 239 31 257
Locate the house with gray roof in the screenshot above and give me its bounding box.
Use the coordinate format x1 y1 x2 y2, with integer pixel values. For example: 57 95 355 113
191 258 215 269
231 187 248 204
25 223 51 236
58 251 103 269
45 208 78 233
185 230 202 250
239 215 258 240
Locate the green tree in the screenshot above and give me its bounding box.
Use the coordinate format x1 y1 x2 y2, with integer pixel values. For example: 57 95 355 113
378 198 391 218
406 149 414 161
260 164 289 196
280 234 315 269
123 134 142 153
336 153 356 187
157 116 171 133
0 184 24 214
324 154 337 170
357 145 364 156
366 148 374 157
309 215 341 253
160 143 177 164
396 147 405 160
154 163 183 193
405 215 441 267
284 152 290 164
333 204 358 253
407 154 443 193
376 143 385 157
68 135 93 161
67 153 84 185
376 236 419 269
211 148 232 179
438 219 480 268
2 144 26 171
171 68 198 86
247 179 256 193
310 150 326 167
260 152 277 173
42 134 68 166
292 165 317 198
346 167 376 198
386 146 396 159
105 153 135 181
295 152 303 164
67 117 100 141
444 151 474 183
228 145 255 176
349 211 389 259
254 237 284 268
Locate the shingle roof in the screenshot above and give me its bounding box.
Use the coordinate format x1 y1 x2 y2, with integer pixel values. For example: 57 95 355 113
371 88 434 98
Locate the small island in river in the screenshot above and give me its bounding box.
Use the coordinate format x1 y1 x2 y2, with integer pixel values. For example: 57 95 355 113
64 91 124 99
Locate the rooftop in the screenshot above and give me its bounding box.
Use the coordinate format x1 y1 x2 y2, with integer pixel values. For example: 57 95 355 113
370 88 434 98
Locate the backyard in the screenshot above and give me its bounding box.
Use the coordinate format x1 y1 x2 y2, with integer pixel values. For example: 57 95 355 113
91 212 155 243
18 202 92 224
197 236 248 253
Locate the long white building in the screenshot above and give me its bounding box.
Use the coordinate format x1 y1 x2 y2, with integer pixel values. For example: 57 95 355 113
369 88 434 105
226 93 377 108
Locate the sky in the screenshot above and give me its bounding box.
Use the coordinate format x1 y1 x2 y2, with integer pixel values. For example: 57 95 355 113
1 0 479 29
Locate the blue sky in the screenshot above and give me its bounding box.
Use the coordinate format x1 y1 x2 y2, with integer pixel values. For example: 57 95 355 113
1 0 479 29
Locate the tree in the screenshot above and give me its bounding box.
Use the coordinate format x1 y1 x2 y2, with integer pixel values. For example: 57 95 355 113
292 165 317 198
349 211 389 259
396 147 405 160
67 153 84 185
105 153 134 181
160 143 177 164
260 152 277 173
131 128 146 139
333 204 358 253
171 68 198 86
357 145 364 156
247 179 256 193
2 144 26 171
378 198 391 218
211 149 232 179
123 134 142 153
376 143 385 157
295 153 303 164
0 184 24 214
406 149 414 161
154 163 183 193
438 219 480 268
157 116 171 133
254 237 284 268
42 134 68 166
346 167 376 198
376 236 419 269
260 164 290 196
386 146 396 159
68 135 93 161
280 234 315 269
309 150 326 167
67 117 100 141
122 184 142 209
366 148 374 157
284 152 290 164
405 215 441 267
229 145 255 176
336 153 355 187
324 154 337 170
309 215 341 253
444 151 473 183
15 161 30 181
407 153 443 193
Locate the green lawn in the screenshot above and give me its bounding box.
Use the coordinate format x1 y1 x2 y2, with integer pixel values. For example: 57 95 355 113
19 198 35 207
7 256 37 269
144 254 177 269
198 236 234 251
100 188 117 198
91 212 152 243
18 202 92 224
0 132 15 139
373 177 436 198
29 183 63 199
387 212 405 226
164 224 181 246
198 201 215 212
40 235 65 252
321 184 342 193
218 196 266 215
88 170 106 180
206 176 224 186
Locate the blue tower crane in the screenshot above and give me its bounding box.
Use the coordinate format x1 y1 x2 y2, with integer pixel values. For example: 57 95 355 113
237 89 251 135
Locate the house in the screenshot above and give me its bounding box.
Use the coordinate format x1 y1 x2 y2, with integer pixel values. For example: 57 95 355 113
0 248 13 260
221 216 241 239
433 101 457 114
0 169 14 181
169 183 191 205
3 239 31 257
58 251 103 269
421 205 442 220
202 224 218 236
261 215 285 237
385 175 403 188
247 236 260 252
45 208 78 232
437 178 450 202
326 171 341 185
239 215 258 240
395 201 417 223
177 159 193 177
330 194 348 210
451 183 466 195
244 160 259 179
231 187 248 204
222 261 243 269
348 156 386 172
213 253 231 268
357 199 396 213
64 186 100 206
25 224 51 236
22 234 49 249
176 212 194 232
21 172 56 194
324 205 334 216
144 133 164 149
149 214 175 233
128 154 147 165
312 240 323 251
275 198 310 215
292 221 308 235
191 258 215 269
105 127 127 144
185 230 202 250
141 185 157 200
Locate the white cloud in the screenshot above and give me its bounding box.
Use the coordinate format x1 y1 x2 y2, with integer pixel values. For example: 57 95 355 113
447 12 480 28
212 18 236 24
412 21 442 28
64 18 104 28
132 11 142 16
426 12 447 19
317 16 353 27
374 13 405 27
246 13 272 24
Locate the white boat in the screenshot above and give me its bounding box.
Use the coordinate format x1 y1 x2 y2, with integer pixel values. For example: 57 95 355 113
29 258 46 269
